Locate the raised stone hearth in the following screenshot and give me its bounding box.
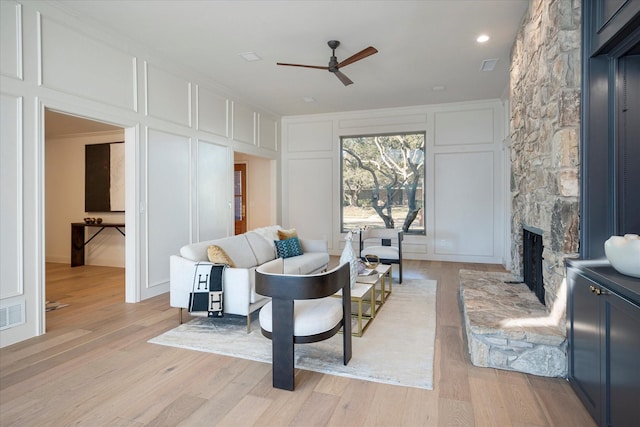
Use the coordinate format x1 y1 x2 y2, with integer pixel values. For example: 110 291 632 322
459 270 567 378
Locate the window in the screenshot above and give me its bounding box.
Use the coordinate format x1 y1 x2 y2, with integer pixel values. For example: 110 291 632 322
341 132 425 234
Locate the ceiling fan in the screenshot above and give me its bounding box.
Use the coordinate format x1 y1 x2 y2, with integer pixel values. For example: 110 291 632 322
277 40 378 86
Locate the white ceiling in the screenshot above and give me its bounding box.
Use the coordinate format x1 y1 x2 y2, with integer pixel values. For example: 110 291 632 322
51 0 529 117
45 109 122 137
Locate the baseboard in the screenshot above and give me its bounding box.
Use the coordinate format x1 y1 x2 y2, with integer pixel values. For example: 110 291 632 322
46 255 68 264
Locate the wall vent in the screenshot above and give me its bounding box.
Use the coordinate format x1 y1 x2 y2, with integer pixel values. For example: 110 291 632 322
0 301 25 330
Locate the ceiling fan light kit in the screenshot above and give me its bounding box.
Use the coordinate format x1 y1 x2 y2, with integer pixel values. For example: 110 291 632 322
277 40 378 86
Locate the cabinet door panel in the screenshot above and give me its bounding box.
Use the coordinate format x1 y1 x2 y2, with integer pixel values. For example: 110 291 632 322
569 272 602 419
589 0 640 54
605 294 640 427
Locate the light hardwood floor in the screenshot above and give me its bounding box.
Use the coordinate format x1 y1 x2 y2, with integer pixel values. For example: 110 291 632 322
0 261 596 426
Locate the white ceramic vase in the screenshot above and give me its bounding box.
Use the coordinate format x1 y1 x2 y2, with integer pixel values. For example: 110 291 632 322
604 234 640 278
340 231 358 289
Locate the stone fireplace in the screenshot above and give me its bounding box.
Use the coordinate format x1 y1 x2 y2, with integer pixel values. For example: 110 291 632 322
509 0 580 313
459 0 581 378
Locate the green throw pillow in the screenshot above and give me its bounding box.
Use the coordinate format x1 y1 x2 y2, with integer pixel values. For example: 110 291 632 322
274 237 303 259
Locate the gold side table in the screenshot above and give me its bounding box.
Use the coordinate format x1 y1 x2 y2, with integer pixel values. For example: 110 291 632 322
334 281 375 337
356 264 392 308
374 264 392 305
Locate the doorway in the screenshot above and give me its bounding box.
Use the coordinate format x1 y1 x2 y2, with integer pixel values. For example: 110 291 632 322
233 152 276 231
44 109 127 329
234 163 247 235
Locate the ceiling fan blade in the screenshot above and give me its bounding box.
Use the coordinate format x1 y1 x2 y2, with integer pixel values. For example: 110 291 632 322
333 70 353 86
338 46 378 68
276 62 328 70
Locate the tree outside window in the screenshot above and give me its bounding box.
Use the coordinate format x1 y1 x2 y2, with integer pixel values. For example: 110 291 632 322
341 132 425 233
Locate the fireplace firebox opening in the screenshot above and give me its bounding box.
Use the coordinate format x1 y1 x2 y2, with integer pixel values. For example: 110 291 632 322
523 226 545 306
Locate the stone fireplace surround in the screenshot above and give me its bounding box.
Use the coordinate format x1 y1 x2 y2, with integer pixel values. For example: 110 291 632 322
460 225 568 377
460 0 580 378
459 226 567 378
459 268 567 378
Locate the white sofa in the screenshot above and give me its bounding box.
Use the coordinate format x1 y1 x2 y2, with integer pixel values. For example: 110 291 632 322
169 226 330 330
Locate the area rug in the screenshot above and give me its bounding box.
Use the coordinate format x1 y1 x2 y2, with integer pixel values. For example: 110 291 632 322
149 279 437 390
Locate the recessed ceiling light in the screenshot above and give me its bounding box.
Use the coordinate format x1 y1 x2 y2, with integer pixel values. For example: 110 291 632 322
480 58 499 71
238 52 262 62
477 34 490 43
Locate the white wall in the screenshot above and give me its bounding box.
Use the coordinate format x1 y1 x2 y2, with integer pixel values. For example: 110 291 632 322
45 130 126 267
281 101 506 263
0 0 280 347
0 0 506 347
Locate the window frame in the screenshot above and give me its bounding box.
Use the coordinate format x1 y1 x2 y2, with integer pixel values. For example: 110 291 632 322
340 131 426 235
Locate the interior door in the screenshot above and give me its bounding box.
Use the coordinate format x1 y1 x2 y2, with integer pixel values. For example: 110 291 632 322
234 164 247 235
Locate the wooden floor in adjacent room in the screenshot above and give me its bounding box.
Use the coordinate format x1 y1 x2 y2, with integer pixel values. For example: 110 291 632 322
0 260 595 426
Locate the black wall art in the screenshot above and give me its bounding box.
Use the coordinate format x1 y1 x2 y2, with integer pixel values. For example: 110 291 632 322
85 142 125 212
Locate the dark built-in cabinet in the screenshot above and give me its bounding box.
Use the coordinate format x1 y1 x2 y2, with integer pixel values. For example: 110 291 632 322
589 0 640 53
567 1 640 424
566 260 640 426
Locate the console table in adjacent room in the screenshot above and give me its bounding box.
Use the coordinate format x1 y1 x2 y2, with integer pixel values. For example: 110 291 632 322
71 222 125 267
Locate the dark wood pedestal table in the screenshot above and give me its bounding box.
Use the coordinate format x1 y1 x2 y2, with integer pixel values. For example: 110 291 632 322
71 222 125 267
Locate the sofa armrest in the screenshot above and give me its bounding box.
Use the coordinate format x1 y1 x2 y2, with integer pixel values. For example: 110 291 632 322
169 255 213 308
299 238 328 253
222 267 253 315
170 255 260 316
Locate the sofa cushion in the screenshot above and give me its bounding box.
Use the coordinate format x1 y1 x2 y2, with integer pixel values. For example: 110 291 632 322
207 245 236 267
275 237 304 259
180 241 217 262
362 245 399 260
259 298 343 336
213 235 258 268
245 231 276 265
221 265 266 305
277 228 298 240
283 251 330 275
180 235 258 267
251 225 281 246
299 238 328 253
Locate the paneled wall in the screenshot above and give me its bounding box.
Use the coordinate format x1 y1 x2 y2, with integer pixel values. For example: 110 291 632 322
0 0 280 347
0 0 507 347
281 101 507 263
